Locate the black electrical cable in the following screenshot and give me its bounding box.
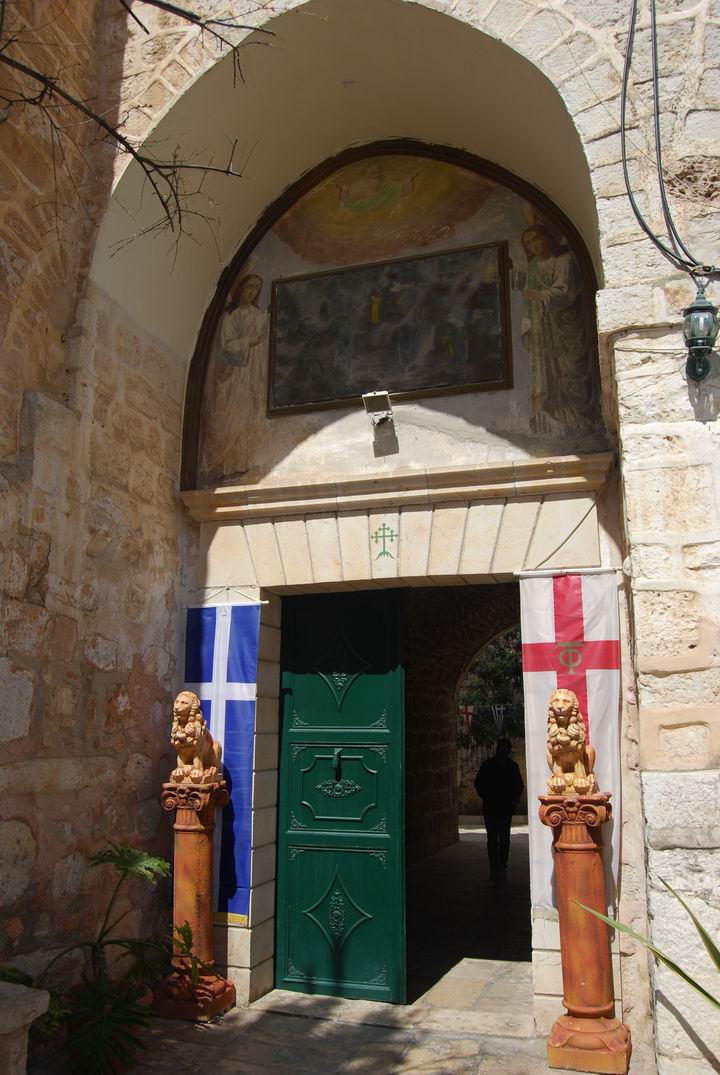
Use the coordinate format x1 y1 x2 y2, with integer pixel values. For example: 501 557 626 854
620 0 719 280
649 0 698 266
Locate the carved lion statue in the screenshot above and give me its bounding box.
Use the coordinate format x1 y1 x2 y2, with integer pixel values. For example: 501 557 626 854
170 690 222 785
546 688 597 796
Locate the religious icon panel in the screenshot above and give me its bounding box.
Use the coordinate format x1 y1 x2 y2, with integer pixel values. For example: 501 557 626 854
268 242 510 412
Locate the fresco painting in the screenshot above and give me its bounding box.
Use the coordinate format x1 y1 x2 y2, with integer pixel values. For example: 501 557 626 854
269 243 508 412
274 156 494 264
198 153 602 484
202 273 268 480
515 224 598 433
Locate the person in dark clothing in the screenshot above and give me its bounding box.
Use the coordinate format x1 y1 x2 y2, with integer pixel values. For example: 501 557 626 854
474 737 524 883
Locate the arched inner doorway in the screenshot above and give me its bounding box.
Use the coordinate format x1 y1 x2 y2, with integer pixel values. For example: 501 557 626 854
457 624 526 821
403 585 532 1007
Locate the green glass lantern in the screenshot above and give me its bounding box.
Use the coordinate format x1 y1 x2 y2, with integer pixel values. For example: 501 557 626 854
683 284 719 382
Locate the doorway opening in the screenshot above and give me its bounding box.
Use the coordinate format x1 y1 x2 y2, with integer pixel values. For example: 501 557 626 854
275 582 533 1015
403 589 532 1009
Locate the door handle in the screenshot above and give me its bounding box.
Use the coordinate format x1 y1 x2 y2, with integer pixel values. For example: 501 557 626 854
332 747 342 781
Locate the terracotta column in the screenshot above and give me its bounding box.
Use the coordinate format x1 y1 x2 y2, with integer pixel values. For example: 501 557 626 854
539 793 631 1074
154 781 236 1021
153 690 236 1022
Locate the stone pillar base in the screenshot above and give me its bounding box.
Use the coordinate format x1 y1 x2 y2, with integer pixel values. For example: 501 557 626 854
153 971 236 1023
548 1015 631 1074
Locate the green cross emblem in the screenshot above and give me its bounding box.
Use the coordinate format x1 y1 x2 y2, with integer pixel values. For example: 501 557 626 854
372 522 398 559
555 641 584 673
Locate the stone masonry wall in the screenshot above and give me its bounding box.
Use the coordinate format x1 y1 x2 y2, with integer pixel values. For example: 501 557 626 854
2 0 720 1069
0 2 193 979
0 281 192 979
402 584 520 862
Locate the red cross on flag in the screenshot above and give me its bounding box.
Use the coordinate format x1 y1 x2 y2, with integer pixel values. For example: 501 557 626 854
458 703 473 731
520 573 621 910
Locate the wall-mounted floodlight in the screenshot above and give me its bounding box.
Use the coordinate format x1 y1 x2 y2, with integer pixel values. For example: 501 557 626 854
362 390 393 425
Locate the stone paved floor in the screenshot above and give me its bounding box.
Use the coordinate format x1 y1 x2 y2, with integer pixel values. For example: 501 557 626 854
134 827 570 1073
406 823 531 1002
138 988 551 1074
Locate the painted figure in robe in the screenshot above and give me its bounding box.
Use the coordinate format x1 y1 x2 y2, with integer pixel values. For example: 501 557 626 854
519 224 599 433
202 273 267 479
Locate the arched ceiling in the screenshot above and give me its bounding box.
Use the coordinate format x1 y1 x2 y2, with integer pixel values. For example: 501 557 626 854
90 0 600 359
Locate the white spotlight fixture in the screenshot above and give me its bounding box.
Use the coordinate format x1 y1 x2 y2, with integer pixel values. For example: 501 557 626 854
362 390 393 425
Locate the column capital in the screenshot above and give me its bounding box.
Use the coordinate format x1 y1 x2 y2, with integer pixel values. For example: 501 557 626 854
539 792 611 830
160 780 229 814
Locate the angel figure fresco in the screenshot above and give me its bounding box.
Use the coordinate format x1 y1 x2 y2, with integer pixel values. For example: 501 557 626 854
202 273 268 480
516 224 600 433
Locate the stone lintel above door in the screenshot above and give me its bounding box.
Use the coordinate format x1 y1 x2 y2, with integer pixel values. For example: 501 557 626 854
185 452 614 591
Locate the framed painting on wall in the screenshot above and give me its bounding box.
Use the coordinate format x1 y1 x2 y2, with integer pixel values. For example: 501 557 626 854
267 240 512 414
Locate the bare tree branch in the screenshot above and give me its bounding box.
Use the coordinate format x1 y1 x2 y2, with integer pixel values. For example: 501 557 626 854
0 0 274 244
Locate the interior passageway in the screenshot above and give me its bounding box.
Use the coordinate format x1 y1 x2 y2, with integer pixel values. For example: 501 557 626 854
406 820 531 1005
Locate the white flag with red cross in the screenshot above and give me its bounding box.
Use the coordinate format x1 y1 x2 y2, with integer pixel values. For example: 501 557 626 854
458 703 474 732
520 573 621 911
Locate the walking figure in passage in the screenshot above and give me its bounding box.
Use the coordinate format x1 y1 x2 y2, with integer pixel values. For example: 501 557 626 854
474 737 524 884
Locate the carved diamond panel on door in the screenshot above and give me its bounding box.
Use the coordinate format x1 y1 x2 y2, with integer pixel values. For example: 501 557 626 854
277 591 404 1002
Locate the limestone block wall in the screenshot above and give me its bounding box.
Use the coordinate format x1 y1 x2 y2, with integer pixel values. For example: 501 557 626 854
614 332 720 1075
0 3 193 978
0 282 192 978
1 1 720 1069
0 1 105 459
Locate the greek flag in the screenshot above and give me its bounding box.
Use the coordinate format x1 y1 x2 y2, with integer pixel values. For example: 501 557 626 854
184 603 261 925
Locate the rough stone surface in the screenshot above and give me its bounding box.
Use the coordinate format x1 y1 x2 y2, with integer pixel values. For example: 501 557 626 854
657 722 710 760
633 590 699 659
0 980 49 1035
642 770 720 850
0 980 49 1075
1 659 35 742
0 822 37 909
2 0 720 1069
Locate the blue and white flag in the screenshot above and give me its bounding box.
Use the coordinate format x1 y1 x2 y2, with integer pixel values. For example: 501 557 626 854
184 603 261 925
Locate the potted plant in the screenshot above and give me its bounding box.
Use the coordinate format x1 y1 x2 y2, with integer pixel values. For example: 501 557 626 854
2 842 171 1073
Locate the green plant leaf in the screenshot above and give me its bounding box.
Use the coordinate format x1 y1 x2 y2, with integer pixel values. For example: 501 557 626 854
66 981 150 1074
90 842 171 883
171 921 216 985
660 879 720 973
108 938 169 987
573 900 720 1010
173 921 194 951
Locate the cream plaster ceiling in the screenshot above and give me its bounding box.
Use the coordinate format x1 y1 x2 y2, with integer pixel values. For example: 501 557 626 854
90 0 600 360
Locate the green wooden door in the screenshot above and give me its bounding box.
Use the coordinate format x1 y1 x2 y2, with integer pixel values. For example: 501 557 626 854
276 590 405 1002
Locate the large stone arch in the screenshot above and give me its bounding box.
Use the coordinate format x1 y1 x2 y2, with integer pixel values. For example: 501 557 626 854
89 0 611 367
75 0 710 1065
4 1 719 1068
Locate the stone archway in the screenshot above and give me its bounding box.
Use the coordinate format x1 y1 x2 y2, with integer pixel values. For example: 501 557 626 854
455 624 526 818
78 0 655 1058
